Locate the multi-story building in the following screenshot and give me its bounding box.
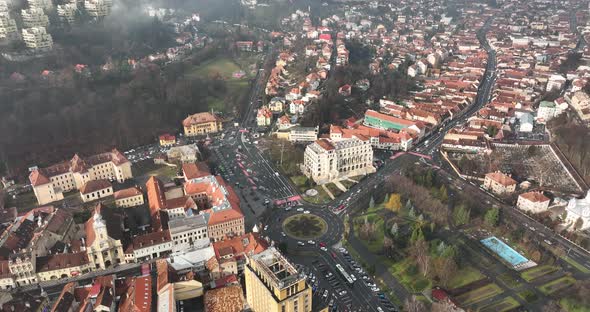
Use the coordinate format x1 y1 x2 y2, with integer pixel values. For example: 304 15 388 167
0 12 17 40
483 172 517 195
79 179 113 203
257 106 273 127
182 112 223 136
84 204 125 270
302 137 375 185
36 252 91 281
84 0 112 17
168 214 210 253
212 232 268 277
159 133 176 147
8 252 37 287
57 3 77 24
114 186 144 208
27 0 53 10
569 91 590 124
0 261 15 290
21 26 52 50
516 191 550 213
21 7 48 28
128 230 172 263
287 126 319 143
184 175 245 242
29 149 132 205
363 109 415 131
245 247 312 312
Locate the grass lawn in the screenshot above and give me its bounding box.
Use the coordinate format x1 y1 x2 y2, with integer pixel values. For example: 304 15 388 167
480 296 520 312
290 175 310 192
303 186 332 204
521 265 559 282
353 212 385 253
517 289 539 303
388 258 432 292
283 214 327 240
497 273 523 289
448 266 485 289
562 256 590 274
189 57 244 79
325 183 343 197
4 190 38 212
455 283 503 306
134 161 178 179
559 298 590 312
538 276 577 295
340 179 356 190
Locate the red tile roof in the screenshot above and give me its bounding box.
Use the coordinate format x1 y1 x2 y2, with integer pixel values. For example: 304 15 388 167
80 179 112 195
204 285 244 312
183 162 211 180
114 187 143 200
316 139 335 151
485 172 517 187
182 112 220 127
119 276 152 312
519 191 549 203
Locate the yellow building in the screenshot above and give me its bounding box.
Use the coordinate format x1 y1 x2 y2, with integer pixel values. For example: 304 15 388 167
183 112 223 136
245 247 312 312
84 204 125 270
29 149 133 205
159 133 176 147
36 252 91 281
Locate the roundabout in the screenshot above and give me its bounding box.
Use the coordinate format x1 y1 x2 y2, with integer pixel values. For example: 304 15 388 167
282 213 328 240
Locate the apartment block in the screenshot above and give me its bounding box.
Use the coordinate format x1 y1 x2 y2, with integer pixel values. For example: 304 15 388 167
245 247 312 312
21 27 52 50
29 149 132 205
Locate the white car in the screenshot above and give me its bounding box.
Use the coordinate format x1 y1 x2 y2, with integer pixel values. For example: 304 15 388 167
307 240 316 245
297 241 305 246
303 210 310 214
281 232 286 237
320 246 328 252
297 208 304 212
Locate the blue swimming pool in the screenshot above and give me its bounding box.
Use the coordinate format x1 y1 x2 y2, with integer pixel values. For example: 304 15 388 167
481 236 529 267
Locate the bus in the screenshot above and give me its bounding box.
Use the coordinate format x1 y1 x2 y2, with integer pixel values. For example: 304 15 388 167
335 264 354 285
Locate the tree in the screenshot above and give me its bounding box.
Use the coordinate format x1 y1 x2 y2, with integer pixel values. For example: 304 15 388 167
486 126 498 138
409 237 430 277
386 193 402 212
369 196 375 209
452 204 471 226
575 217 584 230
405 198 413 210
408 206 416 218
383 236 394 256
404 295 427 312
410 225 425 244
484 208 500 227
424 170 434 187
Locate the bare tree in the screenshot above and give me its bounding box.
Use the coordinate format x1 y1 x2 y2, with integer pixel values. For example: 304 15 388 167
404 295 427 312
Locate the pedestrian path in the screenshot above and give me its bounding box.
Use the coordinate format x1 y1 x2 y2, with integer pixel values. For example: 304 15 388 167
334 181 347 192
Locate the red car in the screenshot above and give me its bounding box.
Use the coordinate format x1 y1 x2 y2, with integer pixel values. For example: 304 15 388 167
331 252 337 259
319 242 326 248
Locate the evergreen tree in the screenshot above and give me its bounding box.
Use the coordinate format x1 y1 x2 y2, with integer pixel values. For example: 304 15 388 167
484 208 500 227
390 222 399 237
369 196 375 209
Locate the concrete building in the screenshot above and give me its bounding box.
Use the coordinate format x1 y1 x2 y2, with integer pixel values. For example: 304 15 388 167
84 204 125 270
257 106 273 127
167 144 200 164
57 3 77 24
0 12 17 40
363 109 415 131
565 191 590 231
287 126 319 143
518 112 534 132
245 247 312 312
114 186 144 208
483 172 517 195
537 101 560 123
516 191 550 213
546 74 566 92
27 0 53 10
183 112 223 136
302 137 375 185
79 179 113 203
22 26 52 50
129 230 172 262
159 133 176 147
168 214 210 253
29 149 132 205
84 0 112 17
21 7 48 28
570 91 590 124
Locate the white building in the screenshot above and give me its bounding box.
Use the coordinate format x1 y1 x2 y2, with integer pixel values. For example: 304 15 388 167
21 7 48 28
57 3 78 24
516 191 550 213
518 112 534 132
288 126 319 143
0 12 17 40
546 74 566 92
570 91 590 124
168 214 210 254
565 191 590 231
114 186 144 208
84 0 112 17
302 137 375 185
536 101 561 123
21 27 52 50
79 179 113 203
130 230 173 262
27 0 52 10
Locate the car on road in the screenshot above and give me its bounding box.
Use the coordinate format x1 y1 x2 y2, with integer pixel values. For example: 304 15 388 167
320 246 328 252
319 242 326 247
263 225 269 231
339 290 347 296
307 240 316 245
281 232 286 237
323 290 329 299
285 207 292 211
297 208 304 212
297 241 305 246
325 272 333 278
303 210 310 214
